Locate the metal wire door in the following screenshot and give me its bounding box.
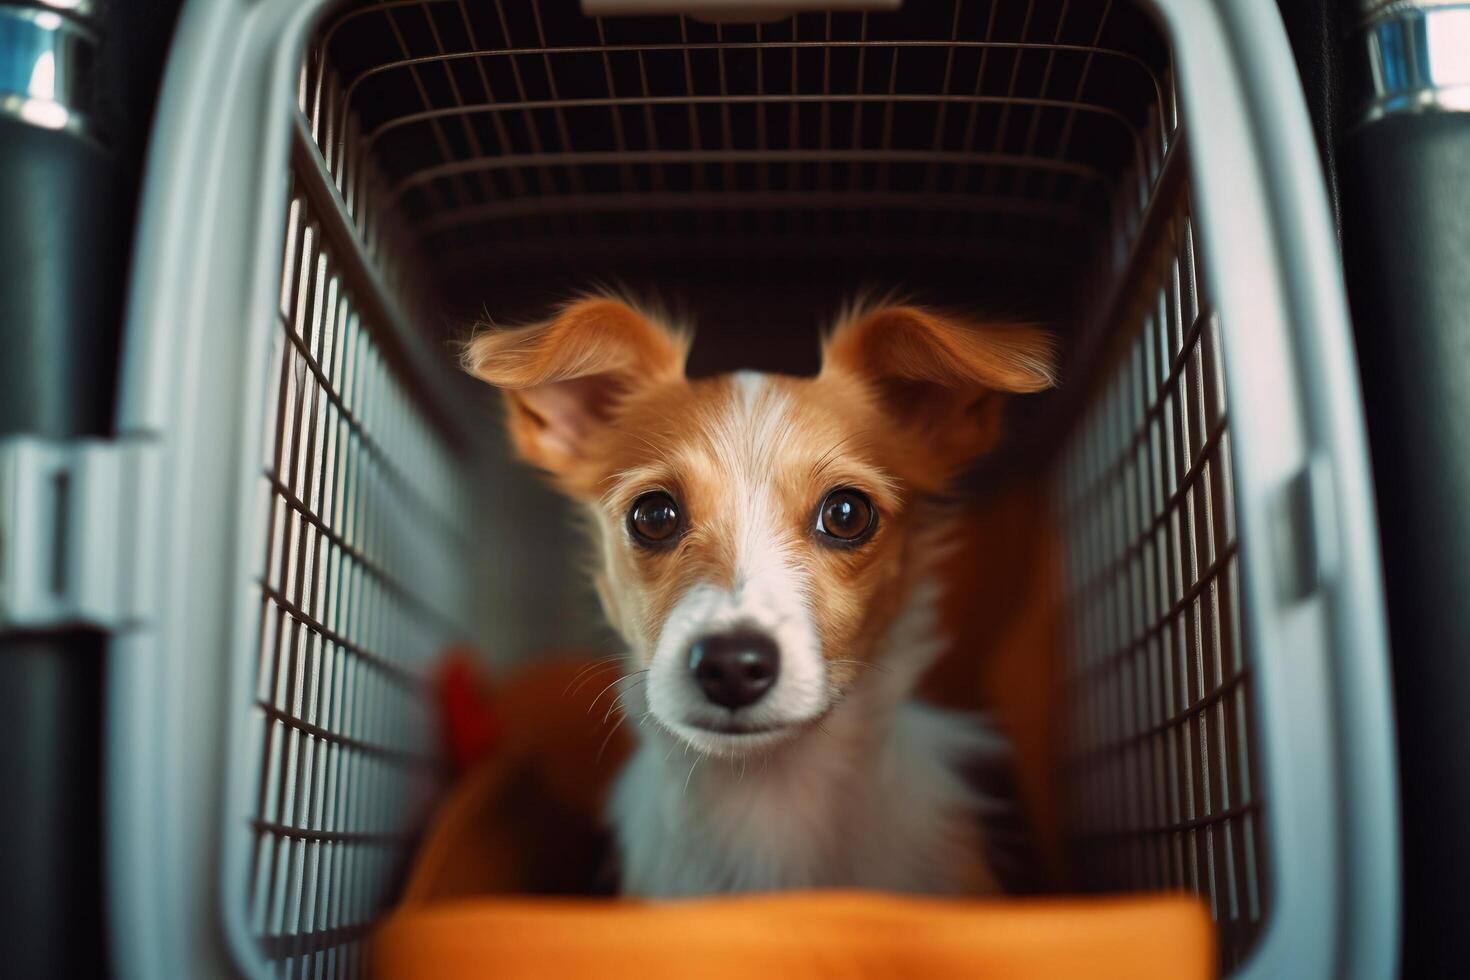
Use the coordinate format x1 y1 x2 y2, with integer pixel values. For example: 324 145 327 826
246 42 476 974
248 0 1272 974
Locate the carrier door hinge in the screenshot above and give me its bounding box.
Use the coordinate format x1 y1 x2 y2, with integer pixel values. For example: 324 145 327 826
0 437 154 631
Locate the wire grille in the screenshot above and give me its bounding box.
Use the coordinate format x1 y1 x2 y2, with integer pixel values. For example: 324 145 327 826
245 53 474 978
274 1 1273 975
1056 184 1268 970
316 0 1171 305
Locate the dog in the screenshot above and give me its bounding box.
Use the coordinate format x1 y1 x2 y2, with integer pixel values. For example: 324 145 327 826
463 295 1056 897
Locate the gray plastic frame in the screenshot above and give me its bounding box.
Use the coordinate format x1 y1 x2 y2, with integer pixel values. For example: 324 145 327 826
108 0 1398 977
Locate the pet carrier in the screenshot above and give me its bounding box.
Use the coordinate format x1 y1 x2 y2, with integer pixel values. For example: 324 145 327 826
11 0 1397 976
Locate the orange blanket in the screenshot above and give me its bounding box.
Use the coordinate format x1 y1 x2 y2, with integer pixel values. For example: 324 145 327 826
374 892 1213 980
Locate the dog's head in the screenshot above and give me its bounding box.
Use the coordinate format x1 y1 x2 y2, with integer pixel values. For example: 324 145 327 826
464 296 1055 757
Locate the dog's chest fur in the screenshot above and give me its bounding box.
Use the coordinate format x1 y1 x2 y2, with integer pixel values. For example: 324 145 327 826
608 580 1001 897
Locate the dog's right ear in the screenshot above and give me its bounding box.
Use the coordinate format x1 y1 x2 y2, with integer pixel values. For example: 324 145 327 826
462 297 687 478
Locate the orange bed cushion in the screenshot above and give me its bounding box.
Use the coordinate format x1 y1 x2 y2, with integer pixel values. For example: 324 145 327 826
369 652 1215 979
373 892 1214 980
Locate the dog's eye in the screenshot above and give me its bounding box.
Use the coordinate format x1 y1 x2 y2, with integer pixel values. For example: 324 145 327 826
815 488 876 544
629 492 681 545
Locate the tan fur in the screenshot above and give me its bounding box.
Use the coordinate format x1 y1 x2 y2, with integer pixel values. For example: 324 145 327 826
464 296 1056 704
461 297 689 485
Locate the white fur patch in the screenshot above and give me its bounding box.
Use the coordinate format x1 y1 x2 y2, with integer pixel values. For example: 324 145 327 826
731 369 764 412
642 373 829 757
612 578 1004 897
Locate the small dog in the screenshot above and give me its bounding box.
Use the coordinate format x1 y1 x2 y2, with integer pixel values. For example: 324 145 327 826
463 295 1055 897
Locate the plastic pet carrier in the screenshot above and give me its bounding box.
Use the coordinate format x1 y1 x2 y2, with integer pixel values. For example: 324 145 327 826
16 0 1398 976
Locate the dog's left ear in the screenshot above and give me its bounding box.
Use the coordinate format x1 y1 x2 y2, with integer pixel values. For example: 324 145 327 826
462 297 687 483
822 304 1057 469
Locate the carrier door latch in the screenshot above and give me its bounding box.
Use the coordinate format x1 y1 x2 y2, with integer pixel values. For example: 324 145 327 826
1273 453 1340 603
0 437 154 631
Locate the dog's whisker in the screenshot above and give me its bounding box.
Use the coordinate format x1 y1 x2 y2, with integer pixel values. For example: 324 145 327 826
562 656 621 696
603 678 647 724
608 683 642 706
584 675 628 716
582 675 629 714
683 758 700 796
566 655 621 683
603 694 628 725
596 713 628 764
586 669 648 717
567 661 623 699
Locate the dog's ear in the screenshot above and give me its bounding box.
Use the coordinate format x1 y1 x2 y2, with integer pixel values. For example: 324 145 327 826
462 297 687 477
822 304 1057 468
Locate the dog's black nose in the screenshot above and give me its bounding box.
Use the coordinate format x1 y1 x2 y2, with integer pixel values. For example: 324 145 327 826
688 631 780 709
